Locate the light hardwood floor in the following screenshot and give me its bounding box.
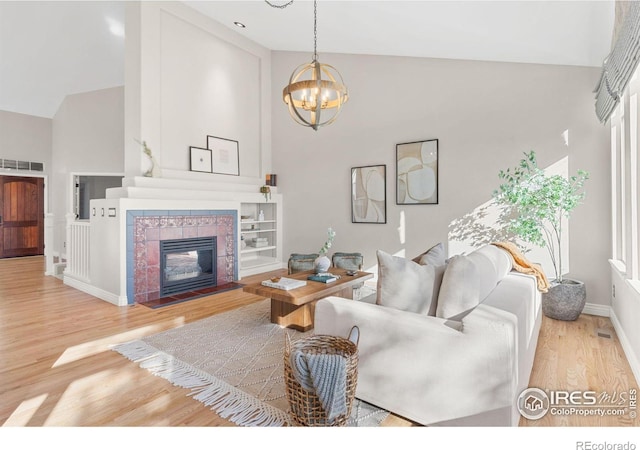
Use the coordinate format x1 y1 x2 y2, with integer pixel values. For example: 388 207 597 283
0 256 637 427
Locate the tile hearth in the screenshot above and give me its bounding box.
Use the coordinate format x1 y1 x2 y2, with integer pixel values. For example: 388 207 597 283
142 281 244 309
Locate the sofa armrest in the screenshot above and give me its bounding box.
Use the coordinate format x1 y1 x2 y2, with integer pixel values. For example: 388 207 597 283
314 297 518 425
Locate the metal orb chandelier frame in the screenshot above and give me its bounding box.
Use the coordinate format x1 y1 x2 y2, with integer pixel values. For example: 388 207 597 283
271 0 348 130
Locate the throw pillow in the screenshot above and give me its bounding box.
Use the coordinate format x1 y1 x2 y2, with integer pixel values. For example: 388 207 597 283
376 250 437 314
435 245 513 321
412 242 446 266
411 242 447 316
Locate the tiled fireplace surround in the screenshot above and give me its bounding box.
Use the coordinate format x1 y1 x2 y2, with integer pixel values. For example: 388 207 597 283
126 210 238 305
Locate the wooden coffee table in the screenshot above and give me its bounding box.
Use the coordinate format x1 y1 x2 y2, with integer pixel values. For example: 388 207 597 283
242 268 374 331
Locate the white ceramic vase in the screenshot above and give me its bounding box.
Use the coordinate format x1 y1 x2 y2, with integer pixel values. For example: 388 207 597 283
314 255 331 274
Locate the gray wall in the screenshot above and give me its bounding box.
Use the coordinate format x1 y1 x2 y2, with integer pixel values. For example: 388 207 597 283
0 110 52 167
272 51 610 306
52 86 125 255
0 110 52 205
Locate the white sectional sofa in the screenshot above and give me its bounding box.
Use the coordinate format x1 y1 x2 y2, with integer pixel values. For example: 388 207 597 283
314 244 542 426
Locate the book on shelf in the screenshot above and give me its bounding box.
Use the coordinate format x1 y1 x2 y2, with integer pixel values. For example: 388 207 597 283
261 277 307 291
247 241 269 248
307 274 338 283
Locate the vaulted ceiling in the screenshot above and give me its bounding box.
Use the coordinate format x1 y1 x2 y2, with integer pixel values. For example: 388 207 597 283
0 1 615 119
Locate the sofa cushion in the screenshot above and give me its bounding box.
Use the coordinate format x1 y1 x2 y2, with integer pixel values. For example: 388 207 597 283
376 250 437 314
436 245 513 321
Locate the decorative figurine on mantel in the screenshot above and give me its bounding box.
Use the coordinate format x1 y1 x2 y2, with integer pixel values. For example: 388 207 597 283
136 139 161 178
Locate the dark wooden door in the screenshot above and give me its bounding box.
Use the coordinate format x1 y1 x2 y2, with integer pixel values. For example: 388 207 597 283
0 176 44 258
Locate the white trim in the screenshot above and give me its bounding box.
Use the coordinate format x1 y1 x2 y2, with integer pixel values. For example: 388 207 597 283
582 303 611 317
63 276 126 306
627 278 640 296
610 258 627 274
610 308 640 386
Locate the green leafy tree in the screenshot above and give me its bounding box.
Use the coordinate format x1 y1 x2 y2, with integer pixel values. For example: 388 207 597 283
493 151 589 283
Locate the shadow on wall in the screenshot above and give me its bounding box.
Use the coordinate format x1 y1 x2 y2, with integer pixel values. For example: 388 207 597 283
448 199 513 256
447 156 570 280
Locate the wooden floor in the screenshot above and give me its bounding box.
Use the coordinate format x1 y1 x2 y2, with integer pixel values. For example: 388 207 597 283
0 256 637 427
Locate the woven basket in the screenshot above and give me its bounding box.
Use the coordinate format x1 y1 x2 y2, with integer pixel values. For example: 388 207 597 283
284 329 359 427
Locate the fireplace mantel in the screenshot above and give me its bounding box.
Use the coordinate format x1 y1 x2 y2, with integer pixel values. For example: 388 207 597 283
67 189 283 307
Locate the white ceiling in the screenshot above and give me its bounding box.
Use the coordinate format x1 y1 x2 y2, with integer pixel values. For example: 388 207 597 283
0 1 615 119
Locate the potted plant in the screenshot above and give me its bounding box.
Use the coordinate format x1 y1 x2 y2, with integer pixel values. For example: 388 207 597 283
493 151 589 321
314 227 336 274
260 185 271 202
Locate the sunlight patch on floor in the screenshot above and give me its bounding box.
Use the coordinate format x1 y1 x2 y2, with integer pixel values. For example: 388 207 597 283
2 393 48 426
43 367 174 425
52 317 186 368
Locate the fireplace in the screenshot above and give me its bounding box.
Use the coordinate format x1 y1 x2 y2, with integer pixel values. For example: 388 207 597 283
160 236 217 296
127 210 237 305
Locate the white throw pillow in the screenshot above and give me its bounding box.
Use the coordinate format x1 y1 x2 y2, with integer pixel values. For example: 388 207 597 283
412 242 446 266
411 242 447 316
376 250 437 314
436 245 512 321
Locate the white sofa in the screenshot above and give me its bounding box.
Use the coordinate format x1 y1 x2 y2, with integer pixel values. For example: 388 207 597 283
314 244 542 426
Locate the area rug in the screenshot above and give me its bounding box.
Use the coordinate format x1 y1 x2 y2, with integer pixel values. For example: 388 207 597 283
111 299 389 427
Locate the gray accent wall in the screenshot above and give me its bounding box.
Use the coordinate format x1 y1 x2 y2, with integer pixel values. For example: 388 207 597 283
271 51 610 306
52 86 125 256
0 110 52 169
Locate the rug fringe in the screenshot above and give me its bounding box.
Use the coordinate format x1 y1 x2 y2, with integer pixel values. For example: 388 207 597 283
112 340 292 427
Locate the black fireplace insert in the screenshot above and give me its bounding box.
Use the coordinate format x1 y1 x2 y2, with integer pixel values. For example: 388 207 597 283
160 236 217 296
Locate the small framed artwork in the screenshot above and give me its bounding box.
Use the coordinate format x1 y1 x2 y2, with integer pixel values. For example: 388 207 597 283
351 164 387 224
396 139 438 205
207 135 240 176
190 147 213 173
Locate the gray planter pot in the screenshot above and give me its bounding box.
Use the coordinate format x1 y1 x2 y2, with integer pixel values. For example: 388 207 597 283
541 279 586 321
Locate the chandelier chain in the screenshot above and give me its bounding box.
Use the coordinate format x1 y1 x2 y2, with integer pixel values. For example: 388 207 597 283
313 0 318 61
264 0 294 9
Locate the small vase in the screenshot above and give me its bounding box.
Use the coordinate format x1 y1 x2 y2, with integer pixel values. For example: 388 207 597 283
151 157 162 177
144 155 161 177
314 255 331 274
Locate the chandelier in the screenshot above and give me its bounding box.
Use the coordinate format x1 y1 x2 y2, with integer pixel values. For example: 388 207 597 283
271 0 348 130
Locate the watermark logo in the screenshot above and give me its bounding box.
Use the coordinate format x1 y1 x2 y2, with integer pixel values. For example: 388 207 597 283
518 388 637 420
517 387 550 420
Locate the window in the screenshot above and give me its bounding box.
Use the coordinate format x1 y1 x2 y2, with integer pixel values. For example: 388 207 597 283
611 65 640 282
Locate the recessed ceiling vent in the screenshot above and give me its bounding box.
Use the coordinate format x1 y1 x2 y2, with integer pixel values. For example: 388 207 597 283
0 159 44 172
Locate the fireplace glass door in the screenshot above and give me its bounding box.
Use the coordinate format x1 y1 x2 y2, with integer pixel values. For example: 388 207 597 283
160 237 217 296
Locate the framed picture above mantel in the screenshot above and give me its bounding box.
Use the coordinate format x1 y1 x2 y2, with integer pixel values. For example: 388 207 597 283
396 139 438 205
207 135 240 176
189 146 212 173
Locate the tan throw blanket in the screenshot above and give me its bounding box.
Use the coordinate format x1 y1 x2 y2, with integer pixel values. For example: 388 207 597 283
491 241 550 293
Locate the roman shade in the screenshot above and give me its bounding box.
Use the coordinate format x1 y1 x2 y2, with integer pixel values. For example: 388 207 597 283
595 1 640 123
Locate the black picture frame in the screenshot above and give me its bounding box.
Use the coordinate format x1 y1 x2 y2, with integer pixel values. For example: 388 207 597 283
207 135 240 176
396 139 438 205
189 146 213 173
351 164 387 224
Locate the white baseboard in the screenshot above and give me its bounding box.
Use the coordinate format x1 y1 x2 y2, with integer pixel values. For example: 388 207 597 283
582 302 611 317
63 276 127 306
610 308 640 387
